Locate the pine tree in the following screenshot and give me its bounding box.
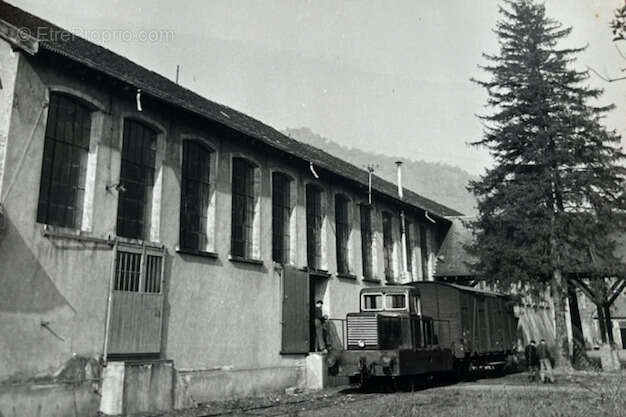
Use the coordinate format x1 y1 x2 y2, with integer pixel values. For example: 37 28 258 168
469 0 626 367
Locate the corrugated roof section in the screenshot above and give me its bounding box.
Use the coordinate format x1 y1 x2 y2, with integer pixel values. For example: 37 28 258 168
0 1 463 218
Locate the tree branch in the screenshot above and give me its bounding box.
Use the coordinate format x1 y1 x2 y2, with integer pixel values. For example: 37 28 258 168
608 279 626 305
586 65 626 83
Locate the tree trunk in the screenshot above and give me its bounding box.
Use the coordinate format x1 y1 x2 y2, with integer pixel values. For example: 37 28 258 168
603 304 614 345
597 305 608 344
567 284 587 365
551 268 573 369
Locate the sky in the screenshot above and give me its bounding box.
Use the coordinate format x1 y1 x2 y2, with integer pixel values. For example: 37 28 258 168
9 0 626 175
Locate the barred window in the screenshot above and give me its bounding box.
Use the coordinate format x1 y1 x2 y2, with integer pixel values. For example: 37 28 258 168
419 224 428 280
335 195 350 274
114 248 163 293
382 211 394 280
272 172 291 264
37 93 91 228
360 205 373 279
231 158 255 258
116 119 157 240
180 141 212 251
405 220 414 274
306 184 323 270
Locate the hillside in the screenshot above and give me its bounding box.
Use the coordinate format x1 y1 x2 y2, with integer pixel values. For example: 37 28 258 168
283 127 477 216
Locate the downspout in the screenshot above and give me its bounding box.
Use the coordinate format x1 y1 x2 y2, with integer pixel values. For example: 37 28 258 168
396 161 409 281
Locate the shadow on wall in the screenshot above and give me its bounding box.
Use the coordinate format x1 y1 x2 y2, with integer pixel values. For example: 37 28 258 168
0 213 70 314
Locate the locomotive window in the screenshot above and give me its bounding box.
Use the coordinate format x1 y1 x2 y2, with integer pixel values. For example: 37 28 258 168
385 294 407 310
362 294 383 311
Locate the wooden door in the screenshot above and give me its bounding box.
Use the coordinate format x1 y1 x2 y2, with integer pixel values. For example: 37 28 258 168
106 244 165 357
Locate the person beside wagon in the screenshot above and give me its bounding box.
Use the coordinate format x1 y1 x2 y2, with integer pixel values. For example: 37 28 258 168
537 339 554 383
524 340 538 381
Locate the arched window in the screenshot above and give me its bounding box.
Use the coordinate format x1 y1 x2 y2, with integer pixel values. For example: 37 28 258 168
37 93 92 228
272 172 292 264
335 194 351 274
180 140 213 251
306 184 324 270
382 211 394 280
116 119 158 240
231 157 258 258
360 204 374 279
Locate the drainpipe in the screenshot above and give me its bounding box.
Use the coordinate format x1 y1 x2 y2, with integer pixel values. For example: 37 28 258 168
396 161 409 281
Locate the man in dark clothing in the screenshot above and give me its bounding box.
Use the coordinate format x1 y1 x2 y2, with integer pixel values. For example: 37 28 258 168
314 300 328 353
525 340 538 381
536 339 554 383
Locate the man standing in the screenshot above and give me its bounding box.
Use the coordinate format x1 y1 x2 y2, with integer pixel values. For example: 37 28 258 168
525 340 538 381
314 300 328 354
536 339 554 383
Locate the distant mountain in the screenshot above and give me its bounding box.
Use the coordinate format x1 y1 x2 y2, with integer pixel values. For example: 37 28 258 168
283 127 477 216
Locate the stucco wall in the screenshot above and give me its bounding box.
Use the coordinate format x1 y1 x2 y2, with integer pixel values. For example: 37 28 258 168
0 48 448 408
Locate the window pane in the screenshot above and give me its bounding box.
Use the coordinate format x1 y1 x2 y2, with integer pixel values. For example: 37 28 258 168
306 185 323 270
231 158 255 258
116 119 157 239
180 141 211 250
386 294 406 309
335 195 350 274
363 294 382 310
382 212 394 279
420 224 428 279
272 172 291 263
360 205 373 278
37 93 91 228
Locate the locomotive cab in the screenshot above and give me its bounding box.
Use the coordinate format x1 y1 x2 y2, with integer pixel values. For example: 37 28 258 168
335 286 454 381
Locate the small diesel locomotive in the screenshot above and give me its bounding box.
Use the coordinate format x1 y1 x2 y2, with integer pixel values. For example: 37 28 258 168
333 281 518 384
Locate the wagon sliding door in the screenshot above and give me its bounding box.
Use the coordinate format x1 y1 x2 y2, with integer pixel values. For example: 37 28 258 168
106 243 166 357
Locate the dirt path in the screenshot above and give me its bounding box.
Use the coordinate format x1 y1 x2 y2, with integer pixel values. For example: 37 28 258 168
151 371 625 417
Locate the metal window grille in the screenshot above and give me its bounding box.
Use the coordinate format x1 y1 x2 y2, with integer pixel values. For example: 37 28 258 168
272 172 291 263
306 184 323 270
116 119 157 240
180 141 211 251
335 195 350 274
406 221 414 274
360 205 373 278
382 212 394 280
419 224 428 279
114 246 163 293
37 93 91 228
231 158 255 258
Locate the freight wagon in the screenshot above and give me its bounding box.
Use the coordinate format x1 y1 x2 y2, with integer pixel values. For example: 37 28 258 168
333 281 518 384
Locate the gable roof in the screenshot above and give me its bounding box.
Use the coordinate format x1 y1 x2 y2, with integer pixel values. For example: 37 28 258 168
0 1 462 219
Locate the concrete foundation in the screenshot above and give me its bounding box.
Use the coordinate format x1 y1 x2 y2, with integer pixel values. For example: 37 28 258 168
99 360 174 416
0 381 100 417
305 353 328 390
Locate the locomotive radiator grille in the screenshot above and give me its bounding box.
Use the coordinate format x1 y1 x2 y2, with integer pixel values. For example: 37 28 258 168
347 314 378 349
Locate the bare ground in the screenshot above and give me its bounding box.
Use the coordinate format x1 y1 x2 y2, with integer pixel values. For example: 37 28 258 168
144 370 626 417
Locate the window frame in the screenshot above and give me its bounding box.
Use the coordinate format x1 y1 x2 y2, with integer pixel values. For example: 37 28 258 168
359 203 375 279
115 118 160 241
306 183 324 271
334 194 351 275
271 171 293 264
385 293 408 311
230 155 261 261
179 138 216 253
382 211 395 280
36 92 99 230
361 293 384 311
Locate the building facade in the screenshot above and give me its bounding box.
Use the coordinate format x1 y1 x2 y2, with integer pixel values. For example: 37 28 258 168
0 3 462 416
